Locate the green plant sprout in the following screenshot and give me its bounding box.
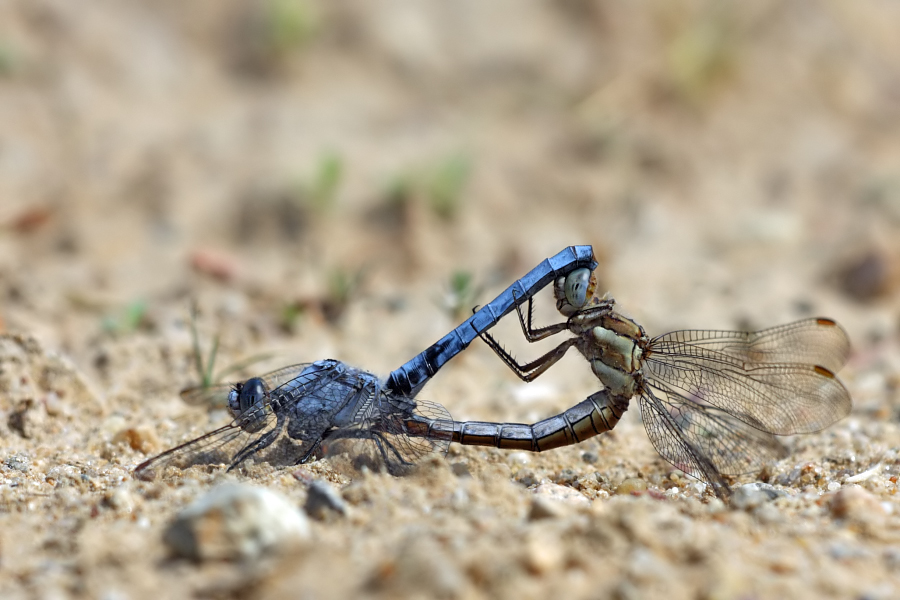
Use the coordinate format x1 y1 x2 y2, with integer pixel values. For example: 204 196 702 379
666 6 739 104
264 0 317 55
309 151 344 212
442 270 483 322
427 153 471 221
101 299 149 335
184 301 275 408
321 267 362 324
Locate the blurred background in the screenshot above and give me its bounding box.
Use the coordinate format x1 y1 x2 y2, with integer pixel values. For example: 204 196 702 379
3 0 900 438
3 1 900 598
3 0 900 356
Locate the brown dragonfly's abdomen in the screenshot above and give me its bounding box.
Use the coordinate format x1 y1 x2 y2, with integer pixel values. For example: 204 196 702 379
436 390 631 452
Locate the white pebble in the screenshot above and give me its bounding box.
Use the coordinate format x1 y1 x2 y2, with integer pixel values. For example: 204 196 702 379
164 483 310 561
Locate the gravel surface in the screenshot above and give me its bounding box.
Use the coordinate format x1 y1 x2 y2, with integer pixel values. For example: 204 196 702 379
2 1 900 598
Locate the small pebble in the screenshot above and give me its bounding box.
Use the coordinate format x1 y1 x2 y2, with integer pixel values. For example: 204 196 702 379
529 483 590 520
164 483 310 561
533 482 590 505
616 478 648 495
103 488 136 513
189 248 241 282
529 496 570 520
730 483 785 510
5 453 30 472
839 251 891 301
506 452 531 465
752 502 784 525
829 485 885 525
522 534 565 574
374 537 464 598
112 427 159 454
304 480 348 520
581 451 598 464
450 462 472 478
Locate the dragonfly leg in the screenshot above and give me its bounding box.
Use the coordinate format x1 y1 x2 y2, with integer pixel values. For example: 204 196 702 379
370 431 414 468
318 428 414 472
479 335 579 382
296 438 323 464
513 292 570 342
227 414 286 470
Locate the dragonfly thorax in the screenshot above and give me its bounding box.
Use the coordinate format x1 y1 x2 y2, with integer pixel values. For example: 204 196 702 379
578 311 647 399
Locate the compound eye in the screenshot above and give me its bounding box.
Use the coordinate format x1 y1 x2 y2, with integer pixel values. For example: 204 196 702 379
564 268 591 310
227 386 241 417
238 377 267 413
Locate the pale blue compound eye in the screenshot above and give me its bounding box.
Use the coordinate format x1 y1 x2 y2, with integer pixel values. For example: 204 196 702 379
564 268 591 309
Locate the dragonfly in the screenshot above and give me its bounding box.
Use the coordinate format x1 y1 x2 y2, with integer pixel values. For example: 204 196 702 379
465 265 853 497
134 246 597 478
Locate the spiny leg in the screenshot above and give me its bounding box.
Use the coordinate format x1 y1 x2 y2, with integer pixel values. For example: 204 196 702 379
479 334 580 382
227 414 285 470
474 290 577 381
513 292 570 342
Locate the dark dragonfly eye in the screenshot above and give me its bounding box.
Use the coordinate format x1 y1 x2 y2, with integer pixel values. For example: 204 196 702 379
227 378 267 420
239 377 266 412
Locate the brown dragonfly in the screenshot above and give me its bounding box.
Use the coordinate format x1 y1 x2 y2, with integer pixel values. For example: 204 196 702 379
439 266 852 498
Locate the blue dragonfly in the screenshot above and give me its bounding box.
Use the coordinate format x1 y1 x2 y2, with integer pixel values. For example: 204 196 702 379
134 246 596 477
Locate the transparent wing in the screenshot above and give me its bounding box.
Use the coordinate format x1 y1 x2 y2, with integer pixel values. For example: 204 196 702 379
138 361 452 479
322 394 453 475
179 363 314 407
643 320 851 435
640 385 788 498
137 363 330 479
133 405 281 480
651 318 850 373
180 383 233 407
379 397 453 466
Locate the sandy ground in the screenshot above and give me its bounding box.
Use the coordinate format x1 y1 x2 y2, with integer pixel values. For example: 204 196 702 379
2 1 900 598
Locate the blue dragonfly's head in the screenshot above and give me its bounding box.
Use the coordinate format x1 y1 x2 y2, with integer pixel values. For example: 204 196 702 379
228 377 268 432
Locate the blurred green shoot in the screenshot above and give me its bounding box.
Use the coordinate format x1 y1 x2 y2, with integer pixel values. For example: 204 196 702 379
279 268 361 331
442 270 482 322
264 0 316 55
189 301 219 391
308 152 344 212
321 267 362 324
0 40 18 77
285 151 343 217
186 301 275 406
280 301 306 333
667 9 739 104
426 153 471 221
101 300 149 335
384 173 415 208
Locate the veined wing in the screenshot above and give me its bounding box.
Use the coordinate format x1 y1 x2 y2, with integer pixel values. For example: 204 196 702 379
650 318 850 373
319 394 454 475
180 363 315 407
379 396 453 467
133 406 280 479
643 331 851 435
138 362 343 478
640 385 788 498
